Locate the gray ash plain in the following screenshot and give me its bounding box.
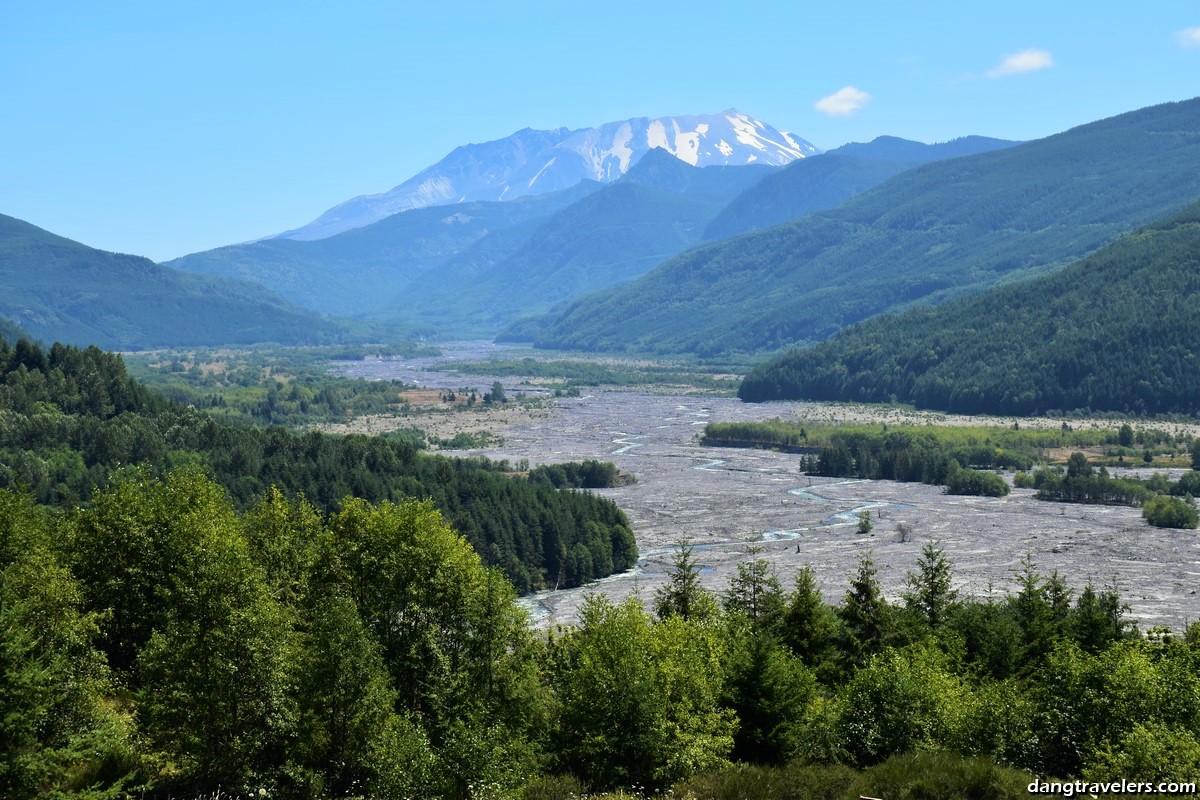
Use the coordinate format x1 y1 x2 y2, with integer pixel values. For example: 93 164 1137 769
334 346 1200 631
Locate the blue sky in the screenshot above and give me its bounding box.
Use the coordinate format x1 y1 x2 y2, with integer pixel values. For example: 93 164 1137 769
2 1 1198 261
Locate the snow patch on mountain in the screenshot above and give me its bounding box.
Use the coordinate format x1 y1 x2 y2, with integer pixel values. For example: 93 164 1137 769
528 157 557 188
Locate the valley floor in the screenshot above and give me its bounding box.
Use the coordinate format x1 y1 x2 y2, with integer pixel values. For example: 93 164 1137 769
334 345 1200 631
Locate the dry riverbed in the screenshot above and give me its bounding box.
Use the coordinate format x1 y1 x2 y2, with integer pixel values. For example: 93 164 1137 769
333 346 1200 631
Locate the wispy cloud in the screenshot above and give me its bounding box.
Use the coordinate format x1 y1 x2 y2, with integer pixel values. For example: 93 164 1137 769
814 86 871 118
1177 27 1200 47
986 49 1054 78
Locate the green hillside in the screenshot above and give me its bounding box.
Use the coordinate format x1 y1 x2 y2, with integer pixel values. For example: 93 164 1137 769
393 150 773 333
739 201 1200 415
167 182 600 315
0 316 31 345
704 135 1017 240
0 214 340 349
531 97 1200 356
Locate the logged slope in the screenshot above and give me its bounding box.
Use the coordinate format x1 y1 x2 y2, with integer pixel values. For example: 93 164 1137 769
704 135 1018 240
278 110 818 240
739 202 1200 415
533 98 1200 356
0 214 339 349
167 183 599 316
398 150 773 331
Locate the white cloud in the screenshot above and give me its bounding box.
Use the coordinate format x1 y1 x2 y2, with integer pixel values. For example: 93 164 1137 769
986 49 1055 78
814 86 871 118
1178 27 1200 47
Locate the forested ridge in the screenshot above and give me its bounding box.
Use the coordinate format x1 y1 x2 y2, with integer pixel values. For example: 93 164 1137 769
167 182 600 317
0 316 29 346
739 200 1200 415
702 135 1018 241
531 97 1200 355
0 214 342 349
0 335 634 593
171 151 772 337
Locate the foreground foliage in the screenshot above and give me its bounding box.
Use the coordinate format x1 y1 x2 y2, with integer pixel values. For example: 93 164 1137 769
10 475 1200 800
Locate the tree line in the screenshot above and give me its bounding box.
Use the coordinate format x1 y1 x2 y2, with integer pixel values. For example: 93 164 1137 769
704 421 1200 523
1029 452 1200 528
0 336 635 592
703 422 1031 496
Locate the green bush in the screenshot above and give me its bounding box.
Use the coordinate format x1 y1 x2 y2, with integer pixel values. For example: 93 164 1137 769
945 468 1010 497
672 752 1035 800
672 761 857 800
1013 471 1034 489
1143 495 1199 529
853 751 1035 800
1084 722 1200 784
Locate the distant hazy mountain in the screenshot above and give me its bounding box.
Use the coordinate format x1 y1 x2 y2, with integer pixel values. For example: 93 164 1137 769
704 135 1019 240
277 110 818 240
829 134 1019 164
530 97 1200 356
167 182 600 316
171 149 780 329
395 148 773 331
0 214 340 350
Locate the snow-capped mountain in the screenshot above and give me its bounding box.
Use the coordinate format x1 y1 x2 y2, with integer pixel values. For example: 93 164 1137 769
276 110 819 241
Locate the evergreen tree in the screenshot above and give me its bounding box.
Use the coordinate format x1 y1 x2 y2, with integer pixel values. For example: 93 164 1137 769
1008 556 1065 671
723 554 786 634
903 541 958 629
654 541 718 622
721 628 815 764
840 552 890 667
1070 582 1133 654
781 565 840 675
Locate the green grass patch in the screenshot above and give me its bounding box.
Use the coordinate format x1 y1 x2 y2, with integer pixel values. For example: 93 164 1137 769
444 357 742 393
124 344 437 427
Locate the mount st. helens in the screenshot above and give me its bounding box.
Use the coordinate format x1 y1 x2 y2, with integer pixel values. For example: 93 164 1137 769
276 110 818 240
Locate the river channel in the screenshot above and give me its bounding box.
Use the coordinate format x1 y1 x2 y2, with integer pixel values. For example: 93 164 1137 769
334 345 1200 631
